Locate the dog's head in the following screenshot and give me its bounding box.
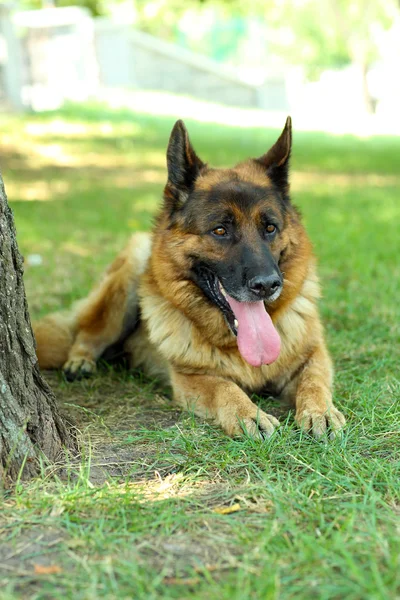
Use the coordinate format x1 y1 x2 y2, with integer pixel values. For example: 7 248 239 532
159 119 310 367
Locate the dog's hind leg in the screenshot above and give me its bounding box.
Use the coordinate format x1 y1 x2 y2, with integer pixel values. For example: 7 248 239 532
33 308 80 370
61 232 151 381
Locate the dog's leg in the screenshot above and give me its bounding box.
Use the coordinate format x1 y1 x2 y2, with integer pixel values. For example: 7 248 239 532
171 371 280 439
286 343 345 438
63 233 151 380
63 270 133 380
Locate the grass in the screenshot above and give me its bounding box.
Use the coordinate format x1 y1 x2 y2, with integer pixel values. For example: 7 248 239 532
1 100 399 599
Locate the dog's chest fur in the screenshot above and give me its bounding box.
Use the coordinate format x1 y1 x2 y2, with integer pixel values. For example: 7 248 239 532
132 263 323 394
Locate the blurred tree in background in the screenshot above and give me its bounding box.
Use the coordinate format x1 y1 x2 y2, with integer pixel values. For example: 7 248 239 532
18 0 105 15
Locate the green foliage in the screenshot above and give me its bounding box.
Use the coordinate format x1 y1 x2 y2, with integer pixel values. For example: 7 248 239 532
55 0 105 17
17 0 106 16
254 0 397 76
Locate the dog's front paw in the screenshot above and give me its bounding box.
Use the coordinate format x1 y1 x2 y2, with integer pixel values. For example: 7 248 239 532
220 403 280 440
63 357 96 382
295 405 345 439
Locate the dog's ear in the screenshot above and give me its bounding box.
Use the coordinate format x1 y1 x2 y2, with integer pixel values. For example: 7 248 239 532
164 120 205 209
255 117 292 192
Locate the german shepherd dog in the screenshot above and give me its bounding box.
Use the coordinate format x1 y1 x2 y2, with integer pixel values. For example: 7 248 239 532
34 118 345 439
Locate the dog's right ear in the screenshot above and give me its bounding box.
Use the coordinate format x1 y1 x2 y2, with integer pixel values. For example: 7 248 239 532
255 117 292 194
164 120 205 209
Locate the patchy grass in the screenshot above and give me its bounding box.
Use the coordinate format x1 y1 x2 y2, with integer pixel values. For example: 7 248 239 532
1 102 399 599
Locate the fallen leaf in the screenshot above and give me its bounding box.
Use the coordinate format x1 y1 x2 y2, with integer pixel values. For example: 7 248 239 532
234 495 274 513
61 242 90 257
34 564 62 575
194 564 219 573
213 503 241 515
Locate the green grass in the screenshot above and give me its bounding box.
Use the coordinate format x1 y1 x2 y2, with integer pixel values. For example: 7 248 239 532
1 101 399 599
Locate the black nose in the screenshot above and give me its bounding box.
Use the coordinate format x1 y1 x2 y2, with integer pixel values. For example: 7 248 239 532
247 274 282 299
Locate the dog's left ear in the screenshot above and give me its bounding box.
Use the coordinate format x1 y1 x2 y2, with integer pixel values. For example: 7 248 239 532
256 116 292 192
165 120 205 208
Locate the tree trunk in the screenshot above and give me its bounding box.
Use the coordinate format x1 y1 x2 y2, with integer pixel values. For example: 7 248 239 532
0 173 72 485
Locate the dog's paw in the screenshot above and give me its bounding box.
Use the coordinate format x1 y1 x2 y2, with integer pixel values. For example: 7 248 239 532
295 405 345 440
240 411 280 440
63 357 96 382
221 405 280 440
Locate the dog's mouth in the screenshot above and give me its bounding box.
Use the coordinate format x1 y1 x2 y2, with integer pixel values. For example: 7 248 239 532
195 267 281 367
200 269 238 336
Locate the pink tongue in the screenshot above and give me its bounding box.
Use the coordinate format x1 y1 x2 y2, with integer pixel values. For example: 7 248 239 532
226 293 281 367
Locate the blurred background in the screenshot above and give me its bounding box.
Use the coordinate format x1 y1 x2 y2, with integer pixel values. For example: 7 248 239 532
0 0 399 355
1 0 400 132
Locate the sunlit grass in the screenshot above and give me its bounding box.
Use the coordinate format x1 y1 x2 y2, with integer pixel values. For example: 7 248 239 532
1 101 399 599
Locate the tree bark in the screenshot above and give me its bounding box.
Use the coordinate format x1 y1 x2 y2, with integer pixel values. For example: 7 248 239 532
0 173 72 485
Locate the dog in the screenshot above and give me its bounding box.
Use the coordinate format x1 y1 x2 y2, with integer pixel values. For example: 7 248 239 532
33 118 345 440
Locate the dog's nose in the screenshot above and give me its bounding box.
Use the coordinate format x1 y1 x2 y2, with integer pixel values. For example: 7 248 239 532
247 274 282 300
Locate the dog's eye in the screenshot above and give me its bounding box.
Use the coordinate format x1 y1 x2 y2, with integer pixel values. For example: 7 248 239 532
266 224 277 234
212 226 227 237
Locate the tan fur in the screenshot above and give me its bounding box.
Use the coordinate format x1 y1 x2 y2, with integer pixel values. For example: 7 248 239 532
33 311 78 369
33 123 345 439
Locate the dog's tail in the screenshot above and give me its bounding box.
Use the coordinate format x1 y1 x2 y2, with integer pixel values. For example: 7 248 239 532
33 307 80 370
